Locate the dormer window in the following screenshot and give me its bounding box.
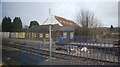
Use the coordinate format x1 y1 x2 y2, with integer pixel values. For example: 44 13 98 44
66 22 68 24
70 23 73 25
59 20 61 22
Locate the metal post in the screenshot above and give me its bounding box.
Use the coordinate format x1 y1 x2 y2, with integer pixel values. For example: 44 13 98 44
38 45 40 64
104 42 106 64
112 45 115 62
20 45 22 65
86 43 88 64
118 48 120 65
49 8 52 62
100 42 102 65
108 43 110 62
20 45 24 65
49 24 52 61
80 42 81 63
90 43 92 65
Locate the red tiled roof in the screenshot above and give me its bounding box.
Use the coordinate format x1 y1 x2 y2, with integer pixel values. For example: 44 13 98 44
55 16 79 27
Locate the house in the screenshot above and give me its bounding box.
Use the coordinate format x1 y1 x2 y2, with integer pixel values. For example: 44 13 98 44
26 24 76 41
10 15 79 41
25 15 79 41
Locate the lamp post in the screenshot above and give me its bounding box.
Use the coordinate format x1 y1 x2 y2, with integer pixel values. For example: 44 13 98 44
48 8 56 63
49 24 52 60
49 8 52 61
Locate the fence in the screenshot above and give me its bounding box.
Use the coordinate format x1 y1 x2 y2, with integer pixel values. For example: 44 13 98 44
19 35 120 65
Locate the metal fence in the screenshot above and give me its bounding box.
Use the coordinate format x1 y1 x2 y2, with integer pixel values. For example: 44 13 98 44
20 35 120 65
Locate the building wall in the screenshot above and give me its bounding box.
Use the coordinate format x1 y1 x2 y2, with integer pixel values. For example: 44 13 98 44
10 32 25 39
18 32 25 38
2 32 10 38
10 32 15 38
25 32 49 41
59 31 74 39
9 31 75 42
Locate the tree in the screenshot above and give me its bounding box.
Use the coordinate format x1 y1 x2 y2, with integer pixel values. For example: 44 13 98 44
22 25 29 31
75 9 101 36
24 25 29 29
2 16 13 32
29 21 39 28
110 25 114 33
13 17 23 32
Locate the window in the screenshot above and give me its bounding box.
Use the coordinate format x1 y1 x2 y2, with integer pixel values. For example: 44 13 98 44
63 32 67 38
28 33 31 38
63 21 65 23
39 33 43 38
34 33 36 37
45 33 49 38
70 23 73 25
66 22 68 24
59 20 61 22
32 33 36 38
32 33 34 38
70 32 74 39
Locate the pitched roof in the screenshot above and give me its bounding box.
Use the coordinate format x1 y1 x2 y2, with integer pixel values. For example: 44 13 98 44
43 15 79 28
42 15 63 26
27 24 75 32
54 16 78 27
27 25 48 32
58 26 75 32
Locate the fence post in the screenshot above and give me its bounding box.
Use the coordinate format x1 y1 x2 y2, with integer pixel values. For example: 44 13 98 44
80 42 82 63
38 44 40 64
118 48 120 65
97 43 99 61
20 45 24 65
113 45 115 62
67 34 71 63
90 42 92 65
20 45 22 65
108 43 110 62
100 42 102 65
92 41 95 64
104 42 106 64
86 43 88 64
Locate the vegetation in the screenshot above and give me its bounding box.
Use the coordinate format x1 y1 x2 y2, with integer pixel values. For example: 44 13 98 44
13 17 23 32
1 16 40 32
75 9 101 36
2 16 23 32
29 20 39 28
2 16 13 32
110 25 114 33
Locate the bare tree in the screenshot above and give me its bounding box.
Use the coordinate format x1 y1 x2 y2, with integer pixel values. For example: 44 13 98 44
75 9 101 36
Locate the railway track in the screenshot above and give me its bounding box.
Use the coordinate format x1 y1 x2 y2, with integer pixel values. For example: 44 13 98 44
2 42 119 64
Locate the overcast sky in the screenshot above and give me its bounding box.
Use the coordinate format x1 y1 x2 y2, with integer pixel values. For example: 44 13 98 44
0 0 119 27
